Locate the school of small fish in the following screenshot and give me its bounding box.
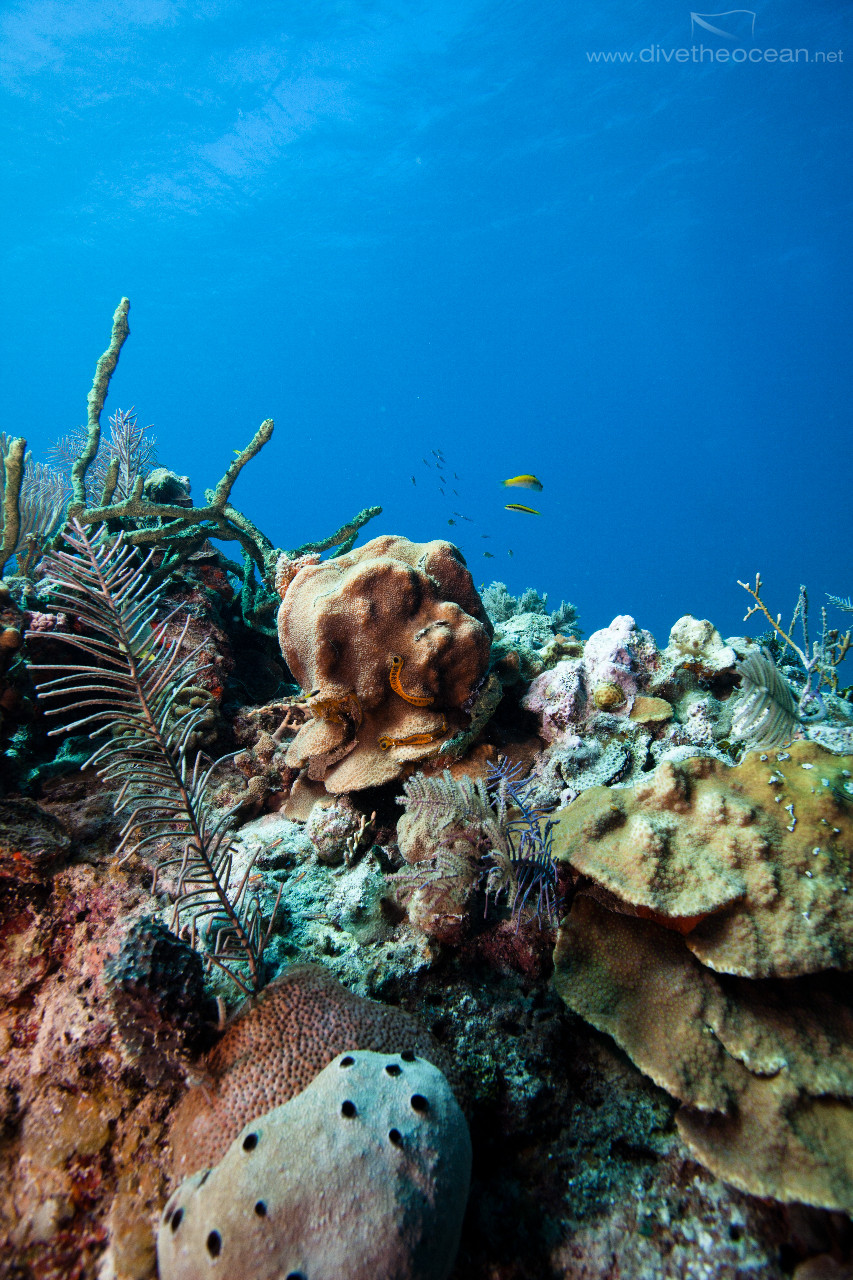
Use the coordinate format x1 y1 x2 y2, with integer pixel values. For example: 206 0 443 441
415 448 544 569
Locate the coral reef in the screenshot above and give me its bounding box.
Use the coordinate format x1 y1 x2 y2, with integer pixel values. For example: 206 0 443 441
277 534 493 793
158 1051 471 1280
4 302 853 1279
480 580 579 633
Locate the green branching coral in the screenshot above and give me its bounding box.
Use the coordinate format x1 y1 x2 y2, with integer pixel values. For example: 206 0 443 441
27 521 280 996
47 298 382 632
0 435 70 577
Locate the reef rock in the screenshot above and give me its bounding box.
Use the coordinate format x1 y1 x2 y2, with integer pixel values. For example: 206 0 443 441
0 796 71 881
158 1050 471 1280
522 614 661 741
584 614 659 712
276 535 492 793
663 614 738 675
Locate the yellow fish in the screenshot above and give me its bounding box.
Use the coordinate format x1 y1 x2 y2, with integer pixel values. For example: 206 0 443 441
502 474 543 491
505 503 541 515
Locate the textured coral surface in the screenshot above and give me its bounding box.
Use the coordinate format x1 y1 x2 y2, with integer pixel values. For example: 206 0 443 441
277 535 492 792
159 1051 471 1280
168 963 455 1180
552 743 853 978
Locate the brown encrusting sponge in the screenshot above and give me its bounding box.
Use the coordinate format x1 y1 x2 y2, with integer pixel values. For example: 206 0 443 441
276 534 493 793
168 963 457 1180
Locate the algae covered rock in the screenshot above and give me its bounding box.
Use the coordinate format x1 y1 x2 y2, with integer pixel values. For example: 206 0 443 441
0 796 71 881
158 1050 471 1280
104 916 209 1086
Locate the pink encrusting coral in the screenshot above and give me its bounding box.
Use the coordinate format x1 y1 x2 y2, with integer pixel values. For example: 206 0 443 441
520 659 586 744
522 614 660 740
582 614 659 713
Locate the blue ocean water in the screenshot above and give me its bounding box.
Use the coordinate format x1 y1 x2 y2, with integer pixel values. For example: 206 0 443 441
1 1 850 646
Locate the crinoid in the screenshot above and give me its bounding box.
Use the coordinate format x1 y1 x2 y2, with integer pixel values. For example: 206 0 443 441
26 520 280 995
482 757 562 929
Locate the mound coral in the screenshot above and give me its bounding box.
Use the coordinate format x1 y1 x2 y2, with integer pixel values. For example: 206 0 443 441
158 1050 471 1280
551 742 853 978
276 535 492 792
554 896 853 1212
551 740 853 1211
168 963 456 1180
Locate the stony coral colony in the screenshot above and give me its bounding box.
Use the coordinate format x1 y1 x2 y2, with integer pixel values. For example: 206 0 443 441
1 302 853 1279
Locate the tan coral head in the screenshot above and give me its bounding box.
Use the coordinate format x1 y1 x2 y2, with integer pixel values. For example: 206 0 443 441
276 535 492 793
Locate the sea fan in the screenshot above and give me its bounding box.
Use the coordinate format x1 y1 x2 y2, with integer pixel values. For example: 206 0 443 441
730 650 800 750
26 520 278 996
48 406 158 506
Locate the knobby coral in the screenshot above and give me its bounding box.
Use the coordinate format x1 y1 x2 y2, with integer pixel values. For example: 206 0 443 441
277 535 493 793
